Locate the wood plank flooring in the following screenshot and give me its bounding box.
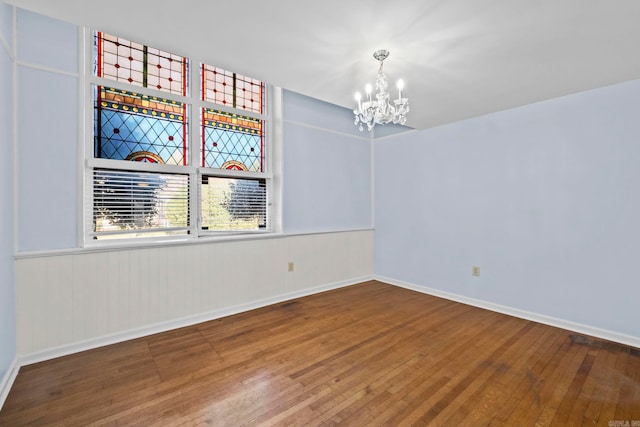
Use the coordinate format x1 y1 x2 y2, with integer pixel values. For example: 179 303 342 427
1 280 639 426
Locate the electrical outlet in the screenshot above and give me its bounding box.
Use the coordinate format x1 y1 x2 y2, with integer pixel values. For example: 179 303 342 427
288 262 294 272
472 266 480 276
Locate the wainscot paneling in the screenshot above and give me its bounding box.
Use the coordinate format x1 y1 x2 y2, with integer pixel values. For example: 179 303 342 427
15 230 374 360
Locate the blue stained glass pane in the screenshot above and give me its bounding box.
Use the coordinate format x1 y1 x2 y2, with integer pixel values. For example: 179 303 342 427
94 86 187 165
203 127 262 171
202 108 262 171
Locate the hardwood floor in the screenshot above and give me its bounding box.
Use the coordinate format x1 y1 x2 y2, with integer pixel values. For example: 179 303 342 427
1 280 638 426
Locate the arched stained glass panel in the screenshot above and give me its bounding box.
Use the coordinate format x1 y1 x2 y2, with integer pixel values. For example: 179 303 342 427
202 108 263 172
95 86 188 166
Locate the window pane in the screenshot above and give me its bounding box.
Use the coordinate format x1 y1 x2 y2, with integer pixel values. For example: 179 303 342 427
93 169 189 238
202 108 263 171
201 64 263 114
95 32 188 96
95 86 188 166
200 176 267 231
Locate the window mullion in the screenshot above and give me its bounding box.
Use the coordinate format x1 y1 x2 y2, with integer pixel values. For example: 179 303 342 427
87 75 193 106
190 60 201 235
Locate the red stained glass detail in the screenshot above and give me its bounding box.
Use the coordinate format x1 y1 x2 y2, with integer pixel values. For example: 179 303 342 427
125 151 165 163
95 32 188 97
95 86 187 166
201 108 263 171
201 64 263 114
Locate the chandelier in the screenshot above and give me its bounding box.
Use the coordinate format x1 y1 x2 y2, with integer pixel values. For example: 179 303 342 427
353 49 409 131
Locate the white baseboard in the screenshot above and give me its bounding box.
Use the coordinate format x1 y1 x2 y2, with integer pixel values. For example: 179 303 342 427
19 275 374 367
376 275 640 350
0 357 20 411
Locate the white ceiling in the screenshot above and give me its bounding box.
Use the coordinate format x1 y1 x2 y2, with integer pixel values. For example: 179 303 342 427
7 0 640 129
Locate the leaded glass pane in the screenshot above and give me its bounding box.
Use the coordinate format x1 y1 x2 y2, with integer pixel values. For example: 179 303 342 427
202 108 263 171
202 65 263 114
95 86 188 166
95 32 188 96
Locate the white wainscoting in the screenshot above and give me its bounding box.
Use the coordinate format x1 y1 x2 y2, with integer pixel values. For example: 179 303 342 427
15 230 374 361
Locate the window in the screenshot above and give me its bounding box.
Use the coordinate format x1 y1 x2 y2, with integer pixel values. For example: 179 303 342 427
200 176 267 231
87 31 277 242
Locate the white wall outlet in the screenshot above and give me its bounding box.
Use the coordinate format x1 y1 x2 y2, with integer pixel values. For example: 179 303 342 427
472 266 480 276
288 262 294 272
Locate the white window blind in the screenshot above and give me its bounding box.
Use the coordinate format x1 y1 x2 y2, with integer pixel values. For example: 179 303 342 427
91 169 190 239
200 176 268 232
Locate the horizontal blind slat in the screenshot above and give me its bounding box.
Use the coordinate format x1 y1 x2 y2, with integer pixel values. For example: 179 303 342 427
92 168 190 237
200 176 268 232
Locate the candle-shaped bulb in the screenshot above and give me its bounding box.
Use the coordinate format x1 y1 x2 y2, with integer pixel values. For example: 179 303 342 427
355 92 362 109
365 84 372 101
397 79 404 100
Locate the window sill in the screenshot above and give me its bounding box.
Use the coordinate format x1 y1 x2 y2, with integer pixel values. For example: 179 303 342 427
16 231 283 259
15 228 375 259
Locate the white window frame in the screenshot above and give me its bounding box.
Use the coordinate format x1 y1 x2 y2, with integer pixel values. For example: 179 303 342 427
81 28 282 247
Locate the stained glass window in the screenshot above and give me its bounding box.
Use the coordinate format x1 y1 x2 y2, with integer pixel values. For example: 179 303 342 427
202 65 263 114
202 108 263 171
95 32 188 96
89 30 274 241
95 86 188 166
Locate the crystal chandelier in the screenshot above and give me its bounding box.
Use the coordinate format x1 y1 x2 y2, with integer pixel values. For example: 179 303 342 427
353 49 409 131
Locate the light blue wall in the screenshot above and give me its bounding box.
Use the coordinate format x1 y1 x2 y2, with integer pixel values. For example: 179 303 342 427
0 1 10 44
16 9 78 251
12 10 372 250
11 2 639 347
282 91 372 233
375 79 640 338
0 0 16 385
